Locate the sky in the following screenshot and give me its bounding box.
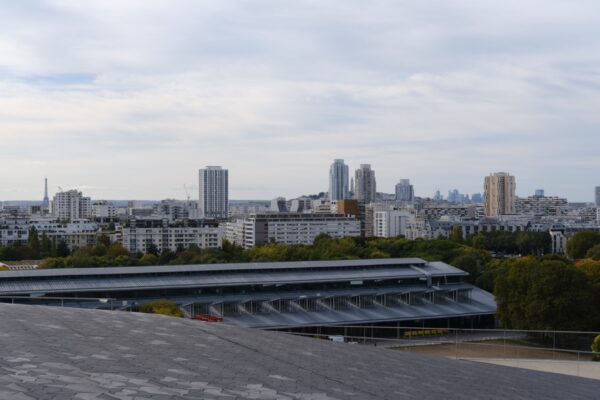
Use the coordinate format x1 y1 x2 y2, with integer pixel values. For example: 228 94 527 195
1 0 599 202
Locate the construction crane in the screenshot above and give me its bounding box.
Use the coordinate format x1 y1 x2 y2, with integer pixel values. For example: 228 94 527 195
183 184 191 205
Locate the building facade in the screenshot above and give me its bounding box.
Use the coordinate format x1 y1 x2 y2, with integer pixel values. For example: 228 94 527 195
515 195 568 216
395 179 414 204
121 219 221 253
484 172 516 217
354 164 376 204
228 213 361 249
329 159 349 201
52 190 92 221
199 166 229 219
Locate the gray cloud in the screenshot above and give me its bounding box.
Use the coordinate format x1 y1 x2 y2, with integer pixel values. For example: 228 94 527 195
0 0 599 201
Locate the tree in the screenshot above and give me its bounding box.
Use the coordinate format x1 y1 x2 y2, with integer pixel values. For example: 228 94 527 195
56 240 70 257
107 243 129 258
449 226 464 244
494 257 595 331
567 231 600 259
97 234 111 248
138 253 158 266
27 226 41 258
592 335 600 361
585 243 600 260
146 243 159 256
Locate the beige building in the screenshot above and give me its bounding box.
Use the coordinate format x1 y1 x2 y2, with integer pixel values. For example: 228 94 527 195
484 172 516 217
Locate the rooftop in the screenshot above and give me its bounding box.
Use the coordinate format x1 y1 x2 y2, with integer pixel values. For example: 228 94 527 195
0 304 597 399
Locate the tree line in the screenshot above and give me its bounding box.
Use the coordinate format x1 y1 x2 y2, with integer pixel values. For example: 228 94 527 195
3 228 600 332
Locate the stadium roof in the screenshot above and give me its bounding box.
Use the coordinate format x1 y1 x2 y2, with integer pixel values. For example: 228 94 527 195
0 258 466 295
0 257 429 278
0 304 597 399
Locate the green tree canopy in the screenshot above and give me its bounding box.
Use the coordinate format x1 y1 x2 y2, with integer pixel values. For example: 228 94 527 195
567 231 600 259
494 257 595 331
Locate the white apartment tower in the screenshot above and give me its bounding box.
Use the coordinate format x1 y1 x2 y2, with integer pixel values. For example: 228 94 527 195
484 172 516 217
355 164 376 204
329 159 349 201
199 166 229 219
395 179 414 203
52 190 92 221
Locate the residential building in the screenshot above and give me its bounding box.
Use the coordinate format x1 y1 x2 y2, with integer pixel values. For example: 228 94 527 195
270 197 287 212
354 164 376 204
288 197 313 213
374 210 413 238
0 217 98 250
199 166 229 219
230 213 360 249
422 204 478 221
329 159 349 201
596 186 600 207
92 201 118 219
52 190 92 221
515 195 568 216
484 172 516 217
121 218 221 253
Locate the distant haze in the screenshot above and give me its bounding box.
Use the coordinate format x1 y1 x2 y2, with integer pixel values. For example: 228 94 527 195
1 1 599 202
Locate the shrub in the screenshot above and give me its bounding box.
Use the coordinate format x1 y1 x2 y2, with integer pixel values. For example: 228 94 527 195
139 299 183 317
592 335 600 361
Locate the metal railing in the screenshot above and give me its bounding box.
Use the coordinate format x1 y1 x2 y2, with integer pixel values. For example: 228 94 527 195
284 325 600 379
0 295 118 310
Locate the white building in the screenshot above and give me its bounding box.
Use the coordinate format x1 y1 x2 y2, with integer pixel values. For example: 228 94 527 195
121 221 221 253
52 190 92 221
355 164 376 204
0 217 98 250
92 201 118 219
373 210 413 238
228 213 361 249
329 159 349 201
199 166 229 219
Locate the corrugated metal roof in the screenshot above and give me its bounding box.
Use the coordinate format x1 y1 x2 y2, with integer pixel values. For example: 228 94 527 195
0 264 466 295
0 258 428 279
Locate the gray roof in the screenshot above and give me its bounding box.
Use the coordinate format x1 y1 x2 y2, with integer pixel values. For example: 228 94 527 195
0 258 467 295
0 257 428 278
0 304 597 399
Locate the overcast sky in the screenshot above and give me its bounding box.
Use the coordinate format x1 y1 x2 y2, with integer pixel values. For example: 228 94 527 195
1 0 599 202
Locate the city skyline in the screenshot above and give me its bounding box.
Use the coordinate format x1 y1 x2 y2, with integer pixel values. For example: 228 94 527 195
1 1 600 201
1 169 599 204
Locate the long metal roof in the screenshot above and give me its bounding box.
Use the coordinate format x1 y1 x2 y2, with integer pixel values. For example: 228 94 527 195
0 258 427 279
0 259 467 295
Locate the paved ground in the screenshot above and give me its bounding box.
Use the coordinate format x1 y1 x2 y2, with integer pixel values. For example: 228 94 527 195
465 358 600 381
0 304 599 400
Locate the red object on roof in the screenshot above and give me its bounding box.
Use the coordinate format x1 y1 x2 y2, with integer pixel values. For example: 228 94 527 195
192 314 224 322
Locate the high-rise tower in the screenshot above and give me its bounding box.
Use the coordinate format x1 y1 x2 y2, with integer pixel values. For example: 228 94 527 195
199 166 229 219
395 179 414 204
355 164 376 204
484 172 516 217
329 159 349 201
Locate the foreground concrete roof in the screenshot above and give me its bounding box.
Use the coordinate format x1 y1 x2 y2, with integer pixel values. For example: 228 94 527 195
0 304 597 400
